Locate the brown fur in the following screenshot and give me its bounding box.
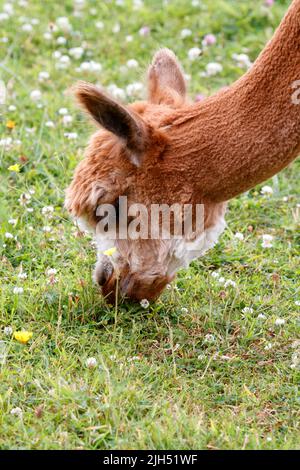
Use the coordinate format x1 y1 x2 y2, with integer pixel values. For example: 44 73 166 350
66 1 300 303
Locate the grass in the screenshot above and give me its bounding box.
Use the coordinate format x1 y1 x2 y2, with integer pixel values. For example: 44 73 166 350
0 0 299 450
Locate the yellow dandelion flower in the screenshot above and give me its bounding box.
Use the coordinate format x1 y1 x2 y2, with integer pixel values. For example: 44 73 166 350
103 247 117 257
8 164 21 173
6 120 16 129
14 331 33 344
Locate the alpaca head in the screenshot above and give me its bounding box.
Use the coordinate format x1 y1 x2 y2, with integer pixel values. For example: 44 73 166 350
66 49 202 303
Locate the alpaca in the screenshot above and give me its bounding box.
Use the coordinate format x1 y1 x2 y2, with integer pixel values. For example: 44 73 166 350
66 0 300 303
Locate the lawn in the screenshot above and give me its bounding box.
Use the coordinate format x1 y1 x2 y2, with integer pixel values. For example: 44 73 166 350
0 0 299 450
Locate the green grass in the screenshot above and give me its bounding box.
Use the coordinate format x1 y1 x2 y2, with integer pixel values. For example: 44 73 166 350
0 0 299 450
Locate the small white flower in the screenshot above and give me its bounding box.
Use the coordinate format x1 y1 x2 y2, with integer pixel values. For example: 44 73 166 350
225 280 237 288
21 23 33 32
242 307 254 314
10 407 23 417
188 47 202 61
56 55 71 70
46 268 57 276
218 277 225 285
232 53 252 69
8 105 16 112
86 357 97 368
181 28 192 39
5 232 14 239
42 226 52 233
42 206 54 217
204 334 216 343
56 16 72 33
234 232 244 241
95 21 104 29
64 132 78 140
69 47 84 60
211 271 220 279
38 71 50 82
62 115 73 126
264 342 273 351
8 219 17 225
78 61 101 73
206 62 223 76
30 89 42 101
13 287 24 295
295 301 300 306
56 36 67 45
18 272 27 280
126 35 133 42
43 32 52 41
126 59 139 69
257 313 266 320
4 326 13 336
45 121 55 128
261 185 274 196
126 82 143 97
112 23 120 33
262 234 273 248
58 107 68 115
52 50 62 60
140 299 149 309
275 318 285 326
181 307 188 314
107 84 126 101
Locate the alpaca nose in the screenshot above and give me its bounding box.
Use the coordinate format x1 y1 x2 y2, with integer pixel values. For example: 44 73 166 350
94 259 114 286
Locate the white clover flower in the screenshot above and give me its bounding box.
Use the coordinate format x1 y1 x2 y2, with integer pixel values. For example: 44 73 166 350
234 232 244 241
3 3 14 15
262 234 273 248
86 357 97 369
192 0 200 6
43 32 52 41
8 219 17 225
275 318 285 326
264 342 273 351
211 271 220 279
218 276 225 285
56 17 72 33
257 313 266 320
140 299 149 309
10 407 23 417
38 71 50 82
107 84 126 101
204 334 216 343
13 287 24 295
52 50 62 60
18 272 27 280
261 185 274 195
62 115 73 126
242 307 254 314
0 137 13 148
225 280 237 288
295 301 300 306
57 36 67 45
95 21 104 29
4 326 13 336
69 47 84 60
188 47 202 61
8 105 16 111
30 89 42 101
0 13 9 22
45 121 55 128
181 28 192 39
18 193 31 206
181 307 188 314
58 107 68 115
126 59 139 69
126 82 143 97
78 61 101 73
64 132 78 140
126 35 133 42
45 268 57 276
56 55 71 70
232 53 252 69
42 206 54 217
42 226 52 233
112 23 120 33
206 62 223 76
5 232 14 239
21 23 33 32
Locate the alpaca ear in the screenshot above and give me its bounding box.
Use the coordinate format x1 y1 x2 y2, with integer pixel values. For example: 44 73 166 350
147 48 187 107
72 81 150 160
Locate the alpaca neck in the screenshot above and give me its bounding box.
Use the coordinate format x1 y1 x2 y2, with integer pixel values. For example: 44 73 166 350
165 0 300 203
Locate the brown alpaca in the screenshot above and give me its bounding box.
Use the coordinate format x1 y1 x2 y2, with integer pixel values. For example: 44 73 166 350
66 0 300 303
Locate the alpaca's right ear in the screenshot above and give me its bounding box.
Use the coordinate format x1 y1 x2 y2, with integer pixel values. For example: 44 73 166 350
72 81 150 162
147 48 187 107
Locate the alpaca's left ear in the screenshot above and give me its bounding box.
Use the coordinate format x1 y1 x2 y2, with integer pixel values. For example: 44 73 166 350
72 81 150 160
147 48 187 107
